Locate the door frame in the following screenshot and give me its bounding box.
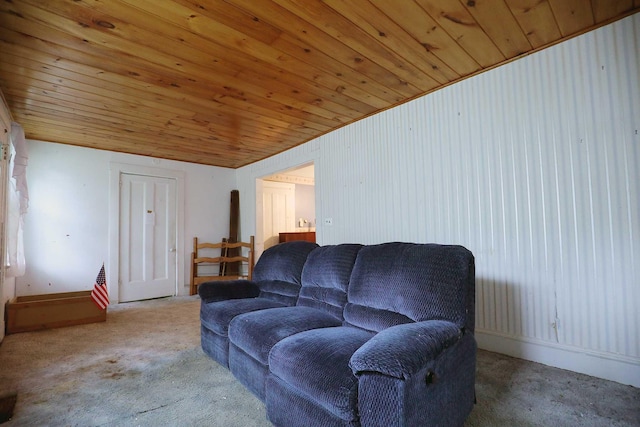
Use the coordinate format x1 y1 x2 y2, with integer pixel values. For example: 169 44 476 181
261 180 296 251
108 162 185 303
255 161 315 259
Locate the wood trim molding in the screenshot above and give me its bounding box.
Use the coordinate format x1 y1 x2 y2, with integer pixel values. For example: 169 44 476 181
264 174 314 186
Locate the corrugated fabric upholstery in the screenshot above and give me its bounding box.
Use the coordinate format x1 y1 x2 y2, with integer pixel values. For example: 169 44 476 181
297 244 363 320
229 306 342 365
201 241 477 426
344 242 475 332
227 244 363 400
349 320 462 379
266 375 359 427
199 241 318 368
268 327 375 421
355 333 477 427
198 280 259 303
264 242 477 427
253 241 321 305
200 298 285 337
253 241 316 282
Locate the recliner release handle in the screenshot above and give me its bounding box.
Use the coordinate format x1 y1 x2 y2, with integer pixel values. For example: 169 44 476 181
425 371 437 385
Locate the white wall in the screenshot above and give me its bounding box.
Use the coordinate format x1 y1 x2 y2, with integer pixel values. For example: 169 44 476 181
295 184 315 228
18 140 235 297
236 15 640 387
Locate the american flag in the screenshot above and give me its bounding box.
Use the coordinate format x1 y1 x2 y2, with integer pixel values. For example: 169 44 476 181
91 264 109 310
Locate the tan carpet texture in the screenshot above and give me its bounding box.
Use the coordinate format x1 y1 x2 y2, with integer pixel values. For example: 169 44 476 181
0 296 638 426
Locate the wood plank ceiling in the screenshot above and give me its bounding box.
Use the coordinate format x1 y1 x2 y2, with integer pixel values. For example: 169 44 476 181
0 1 638 168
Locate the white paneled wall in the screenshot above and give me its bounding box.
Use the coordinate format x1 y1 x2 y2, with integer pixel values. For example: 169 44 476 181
237 14 640 386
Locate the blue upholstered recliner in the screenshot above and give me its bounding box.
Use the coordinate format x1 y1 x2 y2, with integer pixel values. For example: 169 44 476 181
264 243 476 427
199 241 476 426
227 244 364 400
198 240 318 367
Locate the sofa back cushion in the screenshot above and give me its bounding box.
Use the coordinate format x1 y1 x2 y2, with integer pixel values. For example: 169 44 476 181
297 244 363 320
254 241 319 305
344 242 475 333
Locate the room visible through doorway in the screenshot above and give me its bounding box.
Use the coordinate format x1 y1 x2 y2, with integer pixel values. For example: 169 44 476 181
256 163 315 257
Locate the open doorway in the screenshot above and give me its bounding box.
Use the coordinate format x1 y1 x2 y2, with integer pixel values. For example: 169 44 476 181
255 163 315 258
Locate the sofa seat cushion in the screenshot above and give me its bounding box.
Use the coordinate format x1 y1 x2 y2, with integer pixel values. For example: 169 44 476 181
268 326 375 421
229 306 343 364
200 298 286 336
256 279 304 306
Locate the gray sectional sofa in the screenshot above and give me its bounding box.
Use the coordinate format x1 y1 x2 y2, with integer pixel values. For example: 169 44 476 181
198 240 476 427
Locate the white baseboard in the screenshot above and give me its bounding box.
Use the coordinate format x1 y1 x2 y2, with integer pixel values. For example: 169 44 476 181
475 329 640 388
180 284 191 297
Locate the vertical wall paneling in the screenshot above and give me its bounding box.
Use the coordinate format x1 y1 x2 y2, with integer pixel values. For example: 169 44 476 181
237 14 640 386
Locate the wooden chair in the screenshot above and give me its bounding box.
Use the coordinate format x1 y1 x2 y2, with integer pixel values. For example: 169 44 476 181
189 236 255 296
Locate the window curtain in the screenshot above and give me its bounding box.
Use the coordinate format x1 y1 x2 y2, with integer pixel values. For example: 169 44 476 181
6 122 28 278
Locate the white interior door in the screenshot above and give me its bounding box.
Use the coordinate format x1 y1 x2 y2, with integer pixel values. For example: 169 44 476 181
262 181 295 250
119 173 177 302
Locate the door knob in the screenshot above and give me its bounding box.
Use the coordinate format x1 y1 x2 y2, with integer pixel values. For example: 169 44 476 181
169 248 176 252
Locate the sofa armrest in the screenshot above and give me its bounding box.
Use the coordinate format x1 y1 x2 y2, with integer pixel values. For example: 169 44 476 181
198 280 260 303
349 320 462 380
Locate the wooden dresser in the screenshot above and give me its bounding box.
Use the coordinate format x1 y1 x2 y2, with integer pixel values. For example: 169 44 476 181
279 231 316 243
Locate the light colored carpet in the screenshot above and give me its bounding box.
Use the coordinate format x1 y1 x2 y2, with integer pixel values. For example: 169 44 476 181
0 296 269 427
0 296 638 426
